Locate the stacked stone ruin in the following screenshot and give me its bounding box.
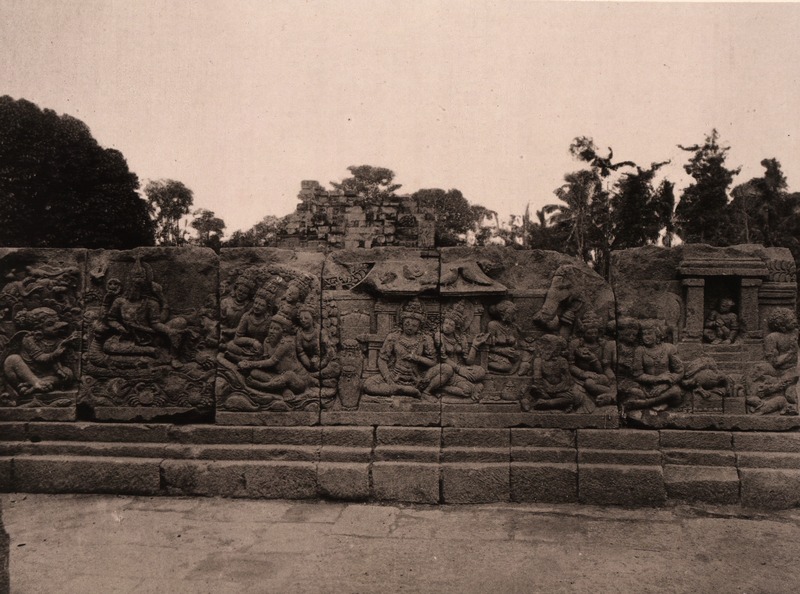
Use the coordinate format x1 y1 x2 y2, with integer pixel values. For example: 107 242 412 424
279 181 436 250
0 244 798 507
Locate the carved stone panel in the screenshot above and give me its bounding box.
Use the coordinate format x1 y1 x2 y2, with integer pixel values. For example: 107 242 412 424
439 247 618 428
215 248 325 426
612 244 799 430
0 249 85 421
320 248 442 425
80 248 218 422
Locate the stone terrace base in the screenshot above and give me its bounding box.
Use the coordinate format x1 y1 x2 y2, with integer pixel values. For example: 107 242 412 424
1 423 799 509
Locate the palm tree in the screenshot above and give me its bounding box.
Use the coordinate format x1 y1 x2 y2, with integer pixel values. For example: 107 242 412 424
545 169 601 262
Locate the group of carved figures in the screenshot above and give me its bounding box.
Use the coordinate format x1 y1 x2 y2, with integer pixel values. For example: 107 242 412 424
0 258 797 418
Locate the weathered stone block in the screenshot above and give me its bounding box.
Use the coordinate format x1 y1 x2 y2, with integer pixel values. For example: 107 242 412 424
322 426 374 448
510 462 577 503
161 460 317 499
13 456 160 494
659 430 732 450
0 249 85 421
0 499 8 594
662 449 736 467
736 452 800 469
376 427 441 447
317 462 370 500
578 449 662 465
511 428 576 448
664 465 739 504
80 247 218 422
579 464 666 506
0 423 27 441
734 432 800 453
442 428 509 448
740 468 800 508
441 463 509 503
250 426 322 446
371 462 439 503
167 425 254 444
25 422 170 443
578 429 659 450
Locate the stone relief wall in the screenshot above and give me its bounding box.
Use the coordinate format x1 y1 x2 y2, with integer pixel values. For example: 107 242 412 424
0 244 796 430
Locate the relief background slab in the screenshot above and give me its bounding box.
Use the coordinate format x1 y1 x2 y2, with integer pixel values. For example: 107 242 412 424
79 247 218 422
0 249 85 421
215 248 325 426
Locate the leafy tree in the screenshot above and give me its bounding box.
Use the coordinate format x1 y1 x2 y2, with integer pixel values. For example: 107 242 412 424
611 161 672 249
330 165 401 204
547 169 602 262
145 179 194 246
675 129 741 244
525 205 570 251
224 215 284 247
0 96 155 248
729 158 787 246
413 188 483 246
190 208 226 251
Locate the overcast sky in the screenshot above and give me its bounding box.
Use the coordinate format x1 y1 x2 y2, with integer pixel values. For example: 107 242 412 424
2 1 799 233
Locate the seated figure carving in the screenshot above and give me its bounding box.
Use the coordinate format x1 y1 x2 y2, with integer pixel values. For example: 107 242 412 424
294 304 341 398
3 307 79 397
101 258 190 365
238 314 310 398
615 317 648 407
529 334 593 413
485 300 520 373
223 292 271 363
220 276 255 341
703 298 739 344
626 319 685 411
746 362 796 415
362 300 435 399
568 311 616 406
419 301 487 401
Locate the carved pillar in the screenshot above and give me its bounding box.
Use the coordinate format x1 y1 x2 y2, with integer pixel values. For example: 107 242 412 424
740 278 763 339
682 278 705 341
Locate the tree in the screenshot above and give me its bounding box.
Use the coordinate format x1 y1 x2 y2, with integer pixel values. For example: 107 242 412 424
413 188 483 246
145 179 194 246
0 96 155 248
224 215 285 247
330 165 401 204
546 169 602 262
729 158 787 246
675 129 741 244
611 161 673 249
190 208 226 251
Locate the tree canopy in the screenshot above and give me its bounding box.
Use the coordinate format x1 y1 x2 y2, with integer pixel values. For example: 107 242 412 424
675 129 741 244
0 96 155 248
144 179 194 246
190 208 226 251
330 165 401 204
412 188 484 246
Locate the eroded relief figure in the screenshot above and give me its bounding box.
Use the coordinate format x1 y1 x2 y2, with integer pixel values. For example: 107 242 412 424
762 307 798 406
220 277 255 341
485 300 520 374
3 308 78 402
614 317 648 407
362 300 436 400
626 320 685 411
528 334 593 413
703 298 740 344
0 256 82 412
568 311 616 406
216 260 327 413
420 301 487 401
746 362 796 415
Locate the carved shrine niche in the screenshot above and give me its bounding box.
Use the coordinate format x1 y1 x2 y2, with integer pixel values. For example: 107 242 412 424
79 248 218 422
612 244 799 430
0 249 85 421
215 248 326 426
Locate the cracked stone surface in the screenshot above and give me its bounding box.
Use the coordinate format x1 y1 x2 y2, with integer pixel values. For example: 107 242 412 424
3 494 800 593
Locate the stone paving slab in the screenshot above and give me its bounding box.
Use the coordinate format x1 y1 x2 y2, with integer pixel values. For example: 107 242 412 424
3 494 800 593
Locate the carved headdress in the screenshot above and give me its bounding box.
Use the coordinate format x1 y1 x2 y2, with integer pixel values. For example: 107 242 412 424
399 299 427 323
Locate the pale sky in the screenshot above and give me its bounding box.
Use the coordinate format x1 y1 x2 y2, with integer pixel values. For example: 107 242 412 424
2 1 799 234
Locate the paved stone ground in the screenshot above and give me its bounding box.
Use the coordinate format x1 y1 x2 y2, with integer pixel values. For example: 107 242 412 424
2 494 799 593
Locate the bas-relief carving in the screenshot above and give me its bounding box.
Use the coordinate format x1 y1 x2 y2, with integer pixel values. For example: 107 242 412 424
316 248 618 426
613 244 799 425
80 248 217 420
215 250 328 422
0 250 84 419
